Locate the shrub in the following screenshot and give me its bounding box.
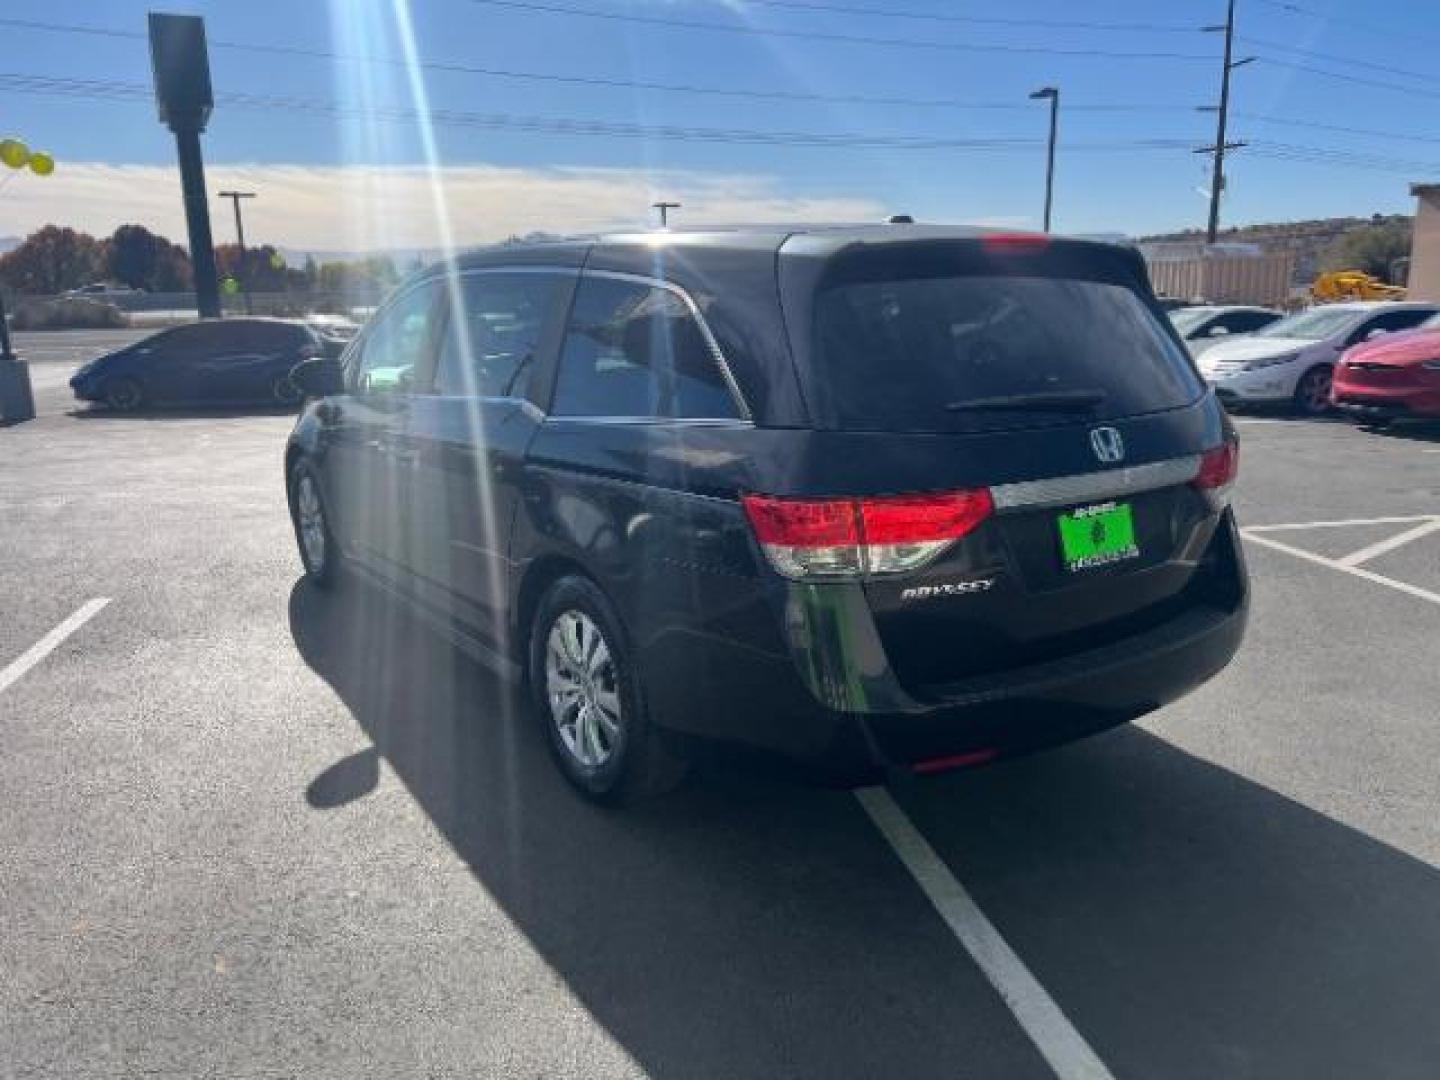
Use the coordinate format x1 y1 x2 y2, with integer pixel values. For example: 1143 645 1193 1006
10 297 129 331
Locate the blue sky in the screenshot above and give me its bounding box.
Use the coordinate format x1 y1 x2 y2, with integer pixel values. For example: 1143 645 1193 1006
3 0 1439 249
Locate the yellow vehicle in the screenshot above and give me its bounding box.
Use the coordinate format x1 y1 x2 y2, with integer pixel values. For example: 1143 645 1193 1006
1312 270 1408 303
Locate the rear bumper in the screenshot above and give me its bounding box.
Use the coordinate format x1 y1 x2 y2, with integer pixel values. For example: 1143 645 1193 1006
644 514 1249 777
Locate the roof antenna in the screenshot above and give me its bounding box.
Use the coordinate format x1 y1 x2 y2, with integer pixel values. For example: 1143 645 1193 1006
886 214 915 224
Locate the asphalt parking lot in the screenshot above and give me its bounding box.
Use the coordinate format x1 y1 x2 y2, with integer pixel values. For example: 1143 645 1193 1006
4 330 1440 1079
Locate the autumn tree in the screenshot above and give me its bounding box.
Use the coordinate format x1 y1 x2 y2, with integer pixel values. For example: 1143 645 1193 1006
105 224 192 292
0 225 105 294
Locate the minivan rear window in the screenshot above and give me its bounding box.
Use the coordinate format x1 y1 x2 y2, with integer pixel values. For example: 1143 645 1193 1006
812 273 1202 432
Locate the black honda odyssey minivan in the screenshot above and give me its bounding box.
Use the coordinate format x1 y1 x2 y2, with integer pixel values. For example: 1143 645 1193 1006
286 224 1247 802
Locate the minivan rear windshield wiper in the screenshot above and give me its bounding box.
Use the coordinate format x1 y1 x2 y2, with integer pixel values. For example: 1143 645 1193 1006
944 389 1108 413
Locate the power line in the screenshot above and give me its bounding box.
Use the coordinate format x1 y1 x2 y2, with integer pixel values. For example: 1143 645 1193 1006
461 0 1216 60
0 16 1196 113
1252 0 1440 51
0 72 1202 152
1238 35 1440 88
1234 112 1440 147
10 71 1440 177
1247 139 1440 175
689 0 1199 34
1253 57 1440 102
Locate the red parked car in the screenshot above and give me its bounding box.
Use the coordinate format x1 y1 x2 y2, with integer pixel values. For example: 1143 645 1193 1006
1332 317 1440 425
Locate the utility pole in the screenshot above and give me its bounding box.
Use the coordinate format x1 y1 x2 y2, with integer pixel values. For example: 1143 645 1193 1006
652 201 681 228
218 190 256 314
1199 0 1253 243
1029 86 1059 232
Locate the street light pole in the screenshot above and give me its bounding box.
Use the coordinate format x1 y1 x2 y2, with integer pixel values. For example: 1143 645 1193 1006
1029 87 1059 233
218 190 256 314
652 201 681 228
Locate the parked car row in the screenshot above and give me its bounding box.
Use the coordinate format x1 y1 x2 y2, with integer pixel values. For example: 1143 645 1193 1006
1175 301 1440 418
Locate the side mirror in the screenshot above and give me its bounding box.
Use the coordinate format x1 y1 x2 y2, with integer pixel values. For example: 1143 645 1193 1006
1208 325 1230 338
1365 328 1389 341
291 357 345 399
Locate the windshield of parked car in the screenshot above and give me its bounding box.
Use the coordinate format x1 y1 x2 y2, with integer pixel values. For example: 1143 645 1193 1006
1253 307 1360 341
1168 308 1216 335
812 271 1202 433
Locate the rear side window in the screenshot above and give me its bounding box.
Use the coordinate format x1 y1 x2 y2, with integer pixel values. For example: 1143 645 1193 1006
551 277 740 420
434 272 565 399
812 273 1203 432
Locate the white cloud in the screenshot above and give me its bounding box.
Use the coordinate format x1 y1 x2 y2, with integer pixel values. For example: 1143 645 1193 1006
0 162 887 253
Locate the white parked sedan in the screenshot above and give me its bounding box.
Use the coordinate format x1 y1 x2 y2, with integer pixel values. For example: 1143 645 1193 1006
1197 301 1440 415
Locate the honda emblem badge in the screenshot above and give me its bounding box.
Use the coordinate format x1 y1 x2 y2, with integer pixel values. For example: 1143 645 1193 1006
1090 426 1125 464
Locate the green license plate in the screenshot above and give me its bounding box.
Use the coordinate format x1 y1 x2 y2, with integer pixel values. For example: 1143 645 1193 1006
1057 501 1140 572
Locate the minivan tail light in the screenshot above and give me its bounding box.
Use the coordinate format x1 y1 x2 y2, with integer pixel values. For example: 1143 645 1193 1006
1192 440 1239 509
742 490 993 580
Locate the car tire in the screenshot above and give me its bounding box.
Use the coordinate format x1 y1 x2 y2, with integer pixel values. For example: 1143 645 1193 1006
1293 365 1334 416
289 460 338 589
271 372 303 407
103 377 144 412
529 575 687 804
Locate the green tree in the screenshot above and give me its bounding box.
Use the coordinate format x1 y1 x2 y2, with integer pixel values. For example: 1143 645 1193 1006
0 225 105 294
105 224 192 292
1321 218 1413 283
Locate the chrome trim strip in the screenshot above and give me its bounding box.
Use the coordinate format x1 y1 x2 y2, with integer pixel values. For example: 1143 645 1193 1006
990 455 1201 512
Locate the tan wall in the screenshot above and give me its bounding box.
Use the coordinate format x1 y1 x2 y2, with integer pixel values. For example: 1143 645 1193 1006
1146 252 1294 306
1410 186 1440 303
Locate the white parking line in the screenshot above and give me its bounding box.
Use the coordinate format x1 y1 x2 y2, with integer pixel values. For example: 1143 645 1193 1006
1242 531 1440 607
1336 518 1440 568
0 599 111 695
856 787 1116 1080
1245 514 1437 533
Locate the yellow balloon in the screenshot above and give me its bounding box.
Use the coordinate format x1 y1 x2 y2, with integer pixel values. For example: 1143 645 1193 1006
27 151 54 177
0 138 29 170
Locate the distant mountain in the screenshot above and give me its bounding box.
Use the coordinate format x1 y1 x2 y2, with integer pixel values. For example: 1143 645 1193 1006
1139 214 1412 286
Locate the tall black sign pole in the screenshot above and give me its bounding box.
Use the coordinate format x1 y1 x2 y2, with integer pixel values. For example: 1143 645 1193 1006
148 13 220 319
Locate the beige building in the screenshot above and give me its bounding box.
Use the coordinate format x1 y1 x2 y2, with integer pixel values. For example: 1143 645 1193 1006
1410 183 1440 302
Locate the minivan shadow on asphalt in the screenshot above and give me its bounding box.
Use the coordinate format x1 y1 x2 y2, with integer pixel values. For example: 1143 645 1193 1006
289 577 1440 1080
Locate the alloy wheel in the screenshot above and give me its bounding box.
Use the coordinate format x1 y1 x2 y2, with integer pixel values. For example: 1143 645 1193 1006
1298 368 1332 415
106 379 141 411
273 375 303 406
296 473 327 573
545 610 622 770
